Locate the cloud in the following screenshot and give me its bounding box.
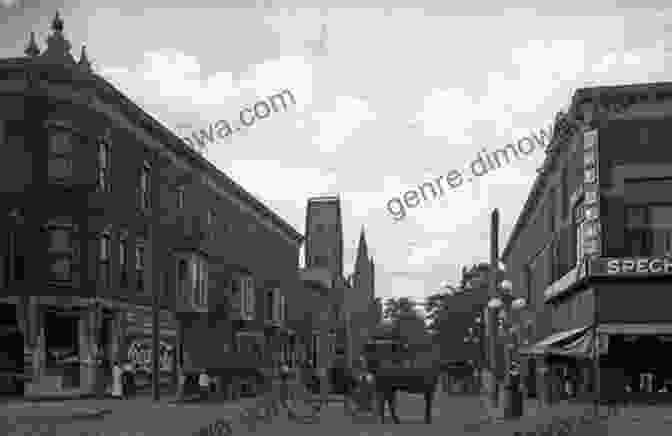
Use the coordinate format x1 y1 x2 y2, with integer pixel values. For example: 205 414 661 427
140 50 240 105
224 160 338 207
590 44 667 80
238 55 314 111
310 95 377 153
412 87 481 144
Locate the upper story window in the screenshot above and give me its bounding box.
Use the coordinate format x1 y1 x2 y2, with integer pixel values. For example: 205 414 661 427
573 201 584 265
177 258 189 304
266 289 274 322
135 239 145 292
176 186 185 209
523 265 532 308
48 129 74 183
207 210 216 240
192 255 208 309
139 162 151 210
119 230 128 287
99 229 111 289
315 223 325 233
548 188 557 234
46 219 78 283
98 139 111 192
561 166 569 220
625 204 672 257
6 210 25 286
240 275 255 320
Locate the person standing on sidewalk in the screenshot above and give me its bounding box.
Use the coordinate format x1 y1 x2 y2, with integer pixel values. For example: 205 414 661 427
112 361 124 399
198 370 210 401
122 360 136 398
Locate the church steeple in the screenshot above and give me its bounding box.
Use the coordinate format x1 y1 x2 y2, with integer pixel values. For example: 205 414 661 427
355 227 369 267
78 45 92 72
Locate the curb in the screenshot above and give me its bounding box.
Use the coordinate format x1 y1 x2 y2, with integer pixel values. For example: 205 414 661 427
11 408 112 423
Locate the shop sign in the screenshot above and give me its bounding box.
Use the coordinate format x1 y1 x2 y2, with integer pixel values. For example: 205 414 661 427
580 129 601 259
127 338 174 373
590 256 672 276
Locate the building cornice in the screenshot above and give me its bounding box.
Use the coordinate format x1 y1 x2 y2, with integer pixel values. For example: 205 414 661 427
1 63 303 246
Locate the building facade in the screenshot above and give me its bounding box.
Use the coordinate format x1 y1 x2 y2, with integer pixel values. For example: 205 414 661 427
0 13 303 398
302 197 346 369
503 82 672 404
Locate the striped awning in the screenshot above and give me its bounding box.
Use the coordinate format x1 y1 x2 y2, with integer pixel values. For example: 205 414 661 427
519 326 593 357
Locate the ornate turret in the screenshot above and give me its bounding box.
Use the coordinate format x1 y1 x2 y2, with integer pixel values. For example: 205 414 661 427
40 11 76 66
24 31 40 57
78 45 92 72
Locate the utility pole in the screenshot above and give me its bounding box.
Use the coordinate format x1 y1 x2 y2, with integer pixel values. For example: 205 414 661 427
152 282 160 401
488 209 499 407
151 158 160 402
319 295 330 409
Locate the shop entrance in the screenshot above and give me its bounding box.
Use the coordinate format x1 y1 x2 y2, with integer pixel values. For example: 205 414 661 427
0 303 24 396
606 334 672 403
44 308 80 389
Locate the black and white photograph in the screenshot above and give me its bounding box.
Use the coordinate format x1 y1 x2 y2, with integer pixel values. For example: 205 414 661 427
1 1 672 435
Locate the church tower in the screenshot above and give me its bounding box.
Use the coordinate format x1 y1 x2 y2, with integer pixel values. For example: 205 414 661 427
353 227 375 304
304 196 344 279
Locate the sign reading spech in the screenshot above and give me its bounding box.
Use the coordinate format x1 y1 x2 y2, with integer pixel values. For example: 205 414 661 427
590 257 672 276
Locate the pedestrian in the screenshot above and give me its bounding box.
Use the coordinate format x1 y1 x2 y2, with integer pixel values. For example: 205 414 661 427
198 370 210 401
112 360 124 399
122 360 135 398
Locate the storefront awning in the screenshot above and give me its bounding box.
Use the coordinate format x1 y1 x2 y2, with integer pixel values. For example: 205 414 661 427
597 323 672 335
519 326 593 357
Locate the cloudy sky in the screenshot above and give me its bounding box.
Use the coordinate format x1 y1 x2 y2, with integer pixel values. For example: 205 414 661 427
2 0 671 309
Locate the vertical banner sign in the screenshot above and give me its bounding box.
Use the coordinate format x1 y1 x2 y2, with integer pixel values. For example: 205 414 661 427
582 129 601 259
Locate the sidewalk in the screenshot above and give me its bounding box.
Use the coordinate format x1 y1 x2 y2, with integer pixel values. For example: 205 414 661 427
476 391 672 436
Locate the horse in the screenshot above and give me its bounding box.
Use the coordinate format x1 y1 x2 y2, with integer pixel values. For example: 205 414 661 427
371 366 439 424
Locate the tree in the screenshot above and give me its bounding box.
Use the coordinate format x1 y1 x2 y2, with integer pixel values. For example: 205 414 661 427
382 297 426 345
382 297 418 323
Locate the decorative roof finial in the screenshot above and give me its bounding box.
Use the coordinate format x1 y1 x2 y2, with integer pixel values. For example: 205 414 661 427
52 11 64 33
25 31 40 57
78 45 92 72
40 11 75 66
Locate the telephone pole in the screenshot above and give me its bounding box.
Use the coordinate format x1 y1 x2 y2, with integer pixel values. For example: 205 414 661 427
488 209 500 407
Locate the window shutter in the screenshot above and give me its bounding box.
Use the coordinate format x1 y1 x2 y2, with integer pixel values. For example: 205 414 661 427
272 289 278 323
248 279 255 319
281 295 286 322
191 257 198 307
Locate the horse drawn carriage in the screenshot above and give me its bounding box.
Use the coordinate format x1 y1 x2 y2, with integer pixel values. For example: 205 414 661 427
361 337 441 424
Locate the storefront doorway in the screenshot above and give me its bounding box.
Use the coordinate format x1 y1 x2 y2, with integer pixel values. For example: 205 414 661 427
44 307 80 389
606 334 672 403
0 303 23 396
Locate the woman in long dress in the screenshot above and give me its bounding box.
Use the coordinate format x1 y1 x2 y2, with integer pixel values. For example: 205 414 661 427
112 361 124 399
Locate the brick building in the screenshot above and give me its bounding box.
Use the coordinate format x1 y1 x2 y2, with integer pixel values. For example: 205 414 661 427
0 13 303 398
503 82 672 404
